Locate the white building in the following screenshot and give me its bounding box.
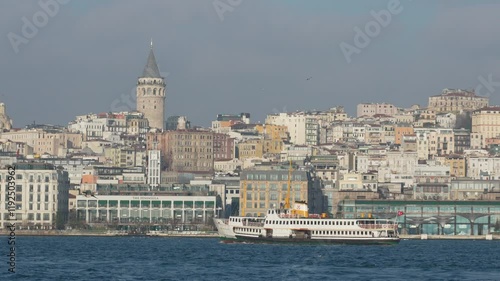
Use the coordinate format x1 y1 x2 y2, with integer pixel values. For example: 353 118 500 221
75 195 216 224
147 150 161 187
0 163 69 230
467 157 500 180
436 113 456 128
266 112 307 145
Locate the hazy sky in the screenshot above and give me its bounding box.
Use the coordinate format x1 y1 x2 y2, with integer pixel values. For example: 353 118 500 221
2 0 500 128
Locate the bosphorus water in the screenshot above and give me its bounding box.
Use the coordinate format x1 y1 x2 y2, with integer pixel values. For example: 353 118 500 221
3 236 500 281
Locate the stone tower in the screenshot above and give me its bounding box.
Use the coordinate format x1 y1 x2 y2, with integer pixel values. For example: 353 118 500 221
0 102 12 131
136 42 166 130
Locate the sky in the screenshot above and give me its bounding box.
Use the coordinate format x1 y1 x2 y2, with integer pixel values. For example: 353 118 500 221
1 0 500 128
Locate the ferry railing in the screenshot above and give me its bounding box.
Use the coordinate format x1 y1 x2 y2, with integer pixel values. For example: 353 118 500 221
358 223 398 230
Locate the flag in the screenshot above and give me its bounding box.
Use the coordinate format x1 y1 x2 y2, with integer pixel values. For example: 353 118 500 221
397 211 404 216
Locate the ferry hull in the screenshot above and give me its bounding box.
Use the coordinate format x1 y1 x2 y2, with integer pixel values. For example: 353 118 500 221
230 235 400 245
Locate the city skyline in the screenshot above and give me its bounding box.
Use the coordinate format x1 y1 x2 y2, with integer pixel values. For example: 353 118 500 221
2 0 500 127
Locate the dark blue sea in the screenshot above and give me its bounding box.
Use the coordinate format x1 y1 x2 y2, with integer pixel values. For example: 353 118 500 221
2 236 500 281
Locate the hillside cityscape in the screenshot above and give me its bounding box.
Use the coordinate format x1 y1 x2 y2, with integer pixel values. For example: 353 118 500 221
2 44 500 236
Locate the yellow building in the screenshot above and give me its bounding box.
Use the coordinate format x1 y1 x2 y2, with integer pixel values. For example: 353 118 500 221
444 155 466 178
237 139 264 161
472 106 500 141
239 166 310 217
255 124 289 141
263 139 283 155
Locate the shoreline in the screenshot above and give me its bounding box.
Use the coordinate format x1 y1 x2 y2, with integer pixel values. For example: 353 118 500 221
400 234 500 240
2 231 499 240
0 230 220 238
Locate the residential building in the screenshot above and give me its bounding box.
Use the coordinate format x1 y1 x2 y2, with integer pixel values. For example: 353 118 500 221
428 88 488 113
394 126 414 145
239 164 322 217
356 103 398 117
472 106 500 147
0 163 69 230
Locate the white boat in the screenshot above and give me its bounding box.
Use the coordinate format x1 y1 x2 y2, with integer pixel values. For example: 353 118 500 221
215 163 400 245
214 201 400 245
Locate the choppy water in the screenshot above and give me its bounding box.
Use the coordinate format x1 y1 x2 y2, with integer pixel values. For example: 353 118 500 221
2 236 500 280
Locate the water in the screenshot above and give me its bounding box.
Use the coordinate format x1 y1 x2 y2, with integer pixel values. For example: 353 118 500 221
2 236 500 281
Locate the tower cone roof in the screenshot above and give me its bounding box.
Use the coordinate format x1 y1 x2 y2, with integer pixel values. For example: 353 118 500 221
141 41 161 78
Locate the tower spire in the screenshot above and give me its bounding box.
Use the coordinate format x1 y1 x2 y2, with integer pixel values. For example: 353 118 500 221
141 41 161 78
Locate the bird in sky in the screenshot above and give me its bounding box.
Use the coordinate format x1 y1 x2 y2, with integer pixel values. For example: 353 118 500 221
306 77 312 81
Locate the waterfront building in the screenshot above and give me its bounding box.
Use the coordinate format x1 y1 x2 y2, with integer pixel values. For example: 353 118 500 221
75 194 216 227
338 199 500 236
136 43 166 130
428 88 488 113
211 175 241 217
0 163 69 230
239 164 322 217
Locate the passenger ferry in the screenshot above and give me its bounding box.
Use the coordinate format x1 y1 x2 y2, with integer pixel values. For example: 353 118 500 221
215 162 400 245
214 201 400 245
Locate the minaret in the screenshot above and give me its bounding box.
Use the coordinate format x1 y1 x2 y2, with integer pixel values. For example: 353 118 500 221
137 40 166 130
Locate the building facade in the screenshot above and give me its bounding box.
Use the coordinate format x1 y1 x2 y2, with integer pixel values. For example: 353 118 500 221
428 89 488 113
357 103 398 117
0 163 69 230
472 106 500 144
239 165 321 217
75 195 216 226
